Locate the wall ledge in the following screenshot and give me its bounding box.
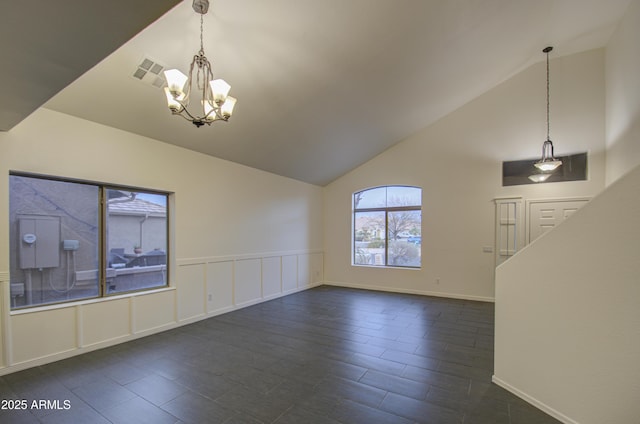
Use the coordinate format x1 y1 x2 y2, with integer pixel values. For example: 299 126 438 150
177 249 324 266
9 286 176 316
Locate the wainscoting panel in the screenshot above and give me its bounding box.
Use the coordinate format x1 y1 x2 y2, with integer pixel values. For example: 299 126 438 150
262 256 283 299
178 250 323 312
80 298 130 347
297 254 310 289
176 263 206 322
11 307 77 365
132 289 176 334
207 261 234 314
0 250 322 375
282 255 298 292
234 258 262 307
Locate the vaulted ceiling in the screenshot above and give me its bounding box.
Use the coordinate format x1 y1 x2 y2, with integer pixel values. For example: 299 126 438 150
1 0 632 185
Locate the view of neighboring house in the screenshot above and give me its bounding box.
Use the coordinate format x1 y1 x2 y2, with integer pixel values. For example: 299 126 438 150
8 177 168 308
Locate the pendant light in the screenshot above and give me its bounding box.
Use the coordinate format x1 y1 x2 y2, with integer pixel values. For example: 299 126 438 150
530 46 562 181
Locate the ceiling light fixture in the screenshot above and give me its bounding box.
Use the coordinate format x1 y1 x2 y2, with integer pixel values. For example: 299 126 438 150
532 46 562 174
163 0 236 128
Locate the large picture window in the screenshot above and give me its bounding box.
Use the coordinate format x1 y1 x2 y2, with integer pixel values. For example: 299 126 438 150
353 186 422 268
9 173 169 309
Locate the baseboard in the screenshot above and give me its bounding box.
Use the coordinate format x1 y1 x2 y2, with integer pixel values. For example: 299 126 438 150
322 280 495 303
491 375 579 424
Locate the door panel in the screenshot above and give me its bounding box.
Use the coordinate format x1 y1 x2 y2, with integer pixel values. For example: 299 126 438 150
494 197 523 266
528 199 589 243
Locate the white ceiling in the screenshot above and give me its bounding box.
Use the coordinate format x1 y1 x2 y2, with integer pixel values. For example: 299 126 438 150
4 0 632 186
0 0 180 131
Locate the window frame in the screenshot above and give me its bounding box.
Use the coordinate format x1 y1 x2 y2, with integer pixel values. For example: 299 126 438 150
9 171 171 310
352 185 422 269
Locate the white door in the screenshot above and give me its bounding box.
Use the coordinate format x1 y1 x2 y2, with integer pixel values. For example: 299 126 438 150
494 197 524 266
528 199 589 243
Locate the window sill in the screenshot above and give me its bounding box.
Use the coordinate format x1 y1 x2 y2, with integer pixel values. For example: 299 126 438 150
352 264 422 270
10 286 176 316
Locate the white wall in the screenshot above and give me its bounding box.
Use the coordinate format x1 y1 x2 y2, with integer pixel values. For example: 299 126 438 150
493 3 640 423
494 164 640 424
324 49 606 301
605 0 640 184
0 108 324 374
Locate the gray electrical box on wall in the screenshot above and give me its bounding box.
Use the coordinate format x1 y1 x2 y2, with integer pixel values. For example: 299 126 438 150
18 216 61 269
63 239 80 251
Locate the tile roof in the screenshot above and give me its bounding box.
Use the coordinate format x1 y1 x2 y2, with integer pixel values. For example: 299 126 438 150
108 198 165 216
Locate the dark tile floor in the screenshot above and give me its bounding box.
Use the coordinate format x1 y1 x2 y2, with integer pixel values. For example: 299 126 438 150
0 286 562 424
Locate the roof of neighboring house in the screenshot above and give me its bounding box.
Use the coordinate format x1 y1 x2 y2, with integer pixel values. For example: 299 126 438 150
108 198 166 217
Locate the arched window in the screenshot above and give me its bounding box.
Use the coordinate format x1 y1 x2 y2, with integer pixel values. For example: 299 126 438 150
353 186 421 268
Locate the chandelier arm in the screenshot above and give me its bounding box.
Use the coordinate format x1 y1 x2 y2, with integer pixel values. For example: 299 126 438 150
175 113 194 122
176 110 210 127
176 104 198 121
201 73 208 113
181 56 201 105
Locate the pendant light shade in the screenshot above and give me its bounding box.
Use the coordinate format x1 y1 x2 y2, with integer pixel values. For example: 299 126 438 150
534 140 562 171
528 172 552 183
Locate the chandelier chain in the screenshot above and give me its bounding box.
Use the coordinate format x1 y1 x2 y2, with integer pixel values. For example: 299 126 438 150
200 13 204 54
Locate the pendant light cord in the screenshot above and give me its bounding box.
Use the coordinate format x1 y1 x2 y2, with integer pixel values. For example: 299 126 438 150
544 46 552 142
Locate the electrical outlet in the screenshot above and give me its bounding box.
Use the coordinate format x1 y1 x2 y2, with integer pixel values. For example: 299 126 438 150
436 278 440 285
208 294 212 301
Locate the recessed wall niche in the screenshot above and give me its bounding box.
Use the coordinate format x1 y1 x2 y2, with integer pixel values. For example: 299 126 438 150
502 152 587 186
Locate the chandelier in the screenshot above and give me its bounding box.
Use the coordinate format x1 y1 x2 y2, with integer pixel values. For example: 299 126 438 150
529 46 562 182
163 0 236 128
